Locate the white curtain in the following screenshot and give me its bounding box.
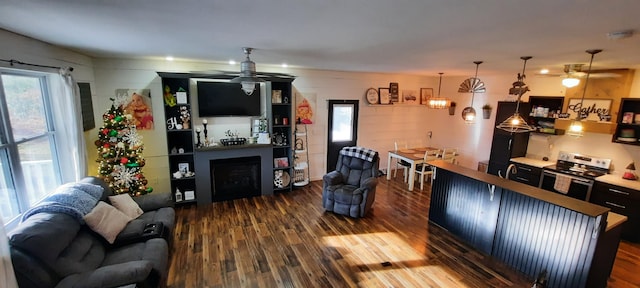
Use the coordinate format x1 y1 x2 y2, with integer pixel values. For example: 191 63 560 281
1 218 17 288
51 68 88 181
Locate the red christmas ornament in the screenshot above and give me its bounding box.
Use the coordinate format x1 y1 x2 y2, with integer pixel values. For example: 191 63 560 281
102 128 109 135
120 157 128 164
103 143 110 148
109 114 115 119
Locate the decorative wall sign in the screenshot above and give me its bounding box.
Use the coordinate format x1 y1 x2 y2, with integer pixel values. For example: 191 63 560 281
389 82 399 103
567 98 612 122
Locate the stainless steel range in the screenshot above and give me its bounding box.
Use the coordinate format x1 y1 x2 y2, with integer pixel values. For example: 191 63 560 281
540 151 611 201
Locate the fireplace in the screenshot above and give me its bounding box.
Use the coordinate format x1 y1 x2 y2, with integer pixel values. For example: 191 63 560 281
211 156 261 202
194 144 273 205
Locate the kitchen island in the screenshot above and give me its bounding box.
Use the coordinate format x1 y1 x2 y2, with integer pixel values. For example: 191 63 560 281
428 160 626 288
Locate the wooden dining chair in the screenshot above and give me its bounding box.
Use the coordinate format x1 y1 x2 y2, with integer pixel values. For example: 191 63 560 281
414 149 440 190
441 148 458 164
394 140 411 182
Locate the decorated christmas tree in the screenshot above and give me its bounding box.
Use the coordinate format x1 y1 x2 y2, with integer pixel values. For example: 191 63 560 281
95 99 153 196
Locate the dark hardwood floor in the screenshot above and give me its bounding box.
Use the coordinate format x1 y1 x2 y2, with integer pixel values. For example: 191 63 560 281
167 175 640 288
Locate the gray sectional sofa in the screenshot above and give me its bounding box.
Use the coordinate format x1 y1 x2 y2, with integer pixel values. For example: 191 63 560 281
8 176 175 288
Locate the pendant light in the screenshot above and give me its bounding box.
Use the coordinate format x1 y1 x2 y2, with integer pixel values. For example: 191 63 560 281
566 49 602 137
230 47 265 96
428 72 450 109
497 56 536 133
461 61 484 124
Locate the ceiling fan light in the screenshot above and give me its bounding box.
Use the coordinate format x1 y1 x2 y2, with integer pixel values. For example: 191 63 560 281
230 47 264 96
240 81 256 95
562 77 580 88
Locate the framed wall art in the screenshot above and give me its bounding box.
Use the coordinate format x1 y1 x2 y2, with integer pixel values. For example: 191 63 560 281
420 88 434 105
378 88 391 105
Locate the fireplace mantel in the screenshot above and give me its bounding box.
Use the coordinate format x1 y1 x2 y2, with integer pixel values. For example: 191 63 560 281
194 144 273 205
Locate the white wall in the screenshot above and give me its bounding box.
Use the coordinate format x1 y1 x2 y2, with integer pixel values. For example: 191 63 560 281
4 28 640 189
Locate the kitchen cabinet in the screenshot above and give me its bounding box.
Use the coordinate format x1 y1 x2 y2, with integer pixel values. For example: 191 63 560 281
590 180 640 242
528 96 565 135
612 98 640 145
507 162 542 187
487 101 531 177
430 167 502 254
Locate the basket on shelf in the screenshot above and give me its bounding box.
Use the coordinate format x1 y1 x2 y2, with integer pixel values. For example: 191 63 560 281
220 138 247 146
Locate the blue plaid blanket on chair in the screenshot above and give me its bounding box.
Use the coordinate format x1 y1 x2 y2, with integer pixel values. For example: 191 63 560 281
340 146 378 162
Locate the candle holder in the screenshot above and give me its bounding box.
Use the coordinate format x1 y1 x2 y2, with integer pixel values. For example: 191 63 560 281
196 130 202 147
203 123 209 146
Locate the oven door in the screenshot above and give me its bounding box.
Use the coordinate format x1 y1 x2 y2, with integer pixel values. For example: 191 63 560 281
540 170 594 201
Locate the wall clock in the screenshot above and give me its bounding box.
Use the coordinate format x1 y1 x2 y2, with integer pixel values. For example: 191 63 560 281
365 88 379 104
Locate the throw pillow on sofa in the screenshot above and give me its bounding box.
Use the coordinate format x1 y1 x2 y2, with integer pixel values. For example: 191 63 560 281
109 194 144 219
84 201 132 243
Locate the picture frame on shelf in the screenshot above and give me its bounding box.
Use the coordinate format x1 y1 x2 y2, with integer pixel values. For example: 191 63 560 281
184 190 195 201
378 88 391 105
274 157 289 168
178 163 190 174
272 90 282 103
420 88 434 105
402 89 419 105
389 82 399 103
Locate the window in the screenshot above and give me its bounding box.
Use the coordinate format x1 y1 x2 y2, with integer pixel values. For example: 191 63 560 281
0 70 62 223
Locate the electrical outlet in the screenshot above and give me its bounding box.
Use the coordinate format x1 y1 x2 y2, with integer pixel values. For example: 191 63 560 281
427 131 433 139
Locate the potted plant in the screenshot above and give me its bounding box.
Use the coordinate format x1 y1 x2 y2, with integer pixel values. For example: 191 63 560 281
482 104 492 119
448 101 457 115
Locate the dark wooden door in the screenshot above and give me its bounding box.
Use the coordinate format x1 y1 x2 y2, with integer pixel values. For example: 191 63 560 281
326 100 359 173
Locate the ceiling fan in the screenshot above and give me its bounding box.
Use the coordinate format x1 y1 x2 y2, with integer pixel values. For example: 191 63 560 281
535 63 621 88
536 63 621 79
190 47 295 81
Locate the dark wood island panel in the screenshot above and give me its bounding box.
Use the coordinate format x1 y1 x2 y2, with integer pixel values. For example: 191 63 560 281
429 160 625 288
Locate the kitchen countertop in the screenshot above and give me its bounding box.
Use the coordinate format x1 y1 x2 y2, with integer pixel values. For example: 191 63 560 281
606 212 628 232
510 157 555 169
596 173 640 191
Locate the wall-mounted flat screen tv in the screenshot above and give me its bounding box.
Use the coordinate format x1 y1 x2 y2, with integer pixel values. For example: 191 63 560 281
197 81 260 117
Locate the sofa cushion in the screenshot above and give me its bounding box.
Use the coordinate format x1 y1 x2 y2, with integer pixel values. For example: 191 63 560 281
79 176 113 202
9 212 81 265
104 238 168 282
109 194 144 219
54 229 106 276
84 201 132 244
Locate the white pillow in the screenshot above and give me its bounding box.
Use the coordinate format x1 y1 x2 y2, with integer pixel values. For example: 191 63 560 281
109 194 144 219
84 201 132 244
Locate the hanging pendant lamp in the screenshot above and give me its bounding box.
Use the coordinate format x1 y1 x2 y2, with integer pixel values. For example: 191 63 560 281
461 61 484 124
566 49 602 137
428 73 450 109
497 56 537 133
229 47 265 96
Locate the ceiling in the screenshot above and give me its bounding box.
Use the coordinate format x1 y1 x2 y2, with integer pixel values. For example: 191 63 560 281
1 0 639 77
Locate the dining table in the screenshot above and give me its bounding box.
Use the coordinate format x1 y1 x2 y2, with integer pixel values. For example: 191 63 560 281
386 147 439 191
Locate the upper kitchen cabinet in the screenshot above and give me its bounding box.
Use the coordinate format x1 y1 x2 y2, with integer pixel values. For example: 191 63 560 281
528 96 565 135
613 98 640 145
555 69 635 135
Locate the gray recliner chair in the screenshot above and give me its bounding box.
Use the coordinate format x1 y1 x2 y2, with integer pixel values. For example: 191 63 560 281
322 147 379 218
